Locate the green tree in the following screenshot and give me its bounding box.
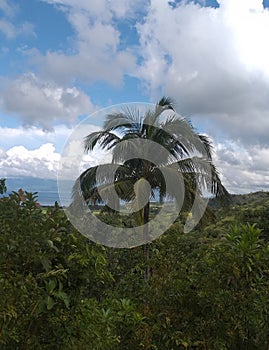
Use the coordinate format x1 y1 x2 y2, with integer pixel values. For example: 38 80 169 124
74 97 228 282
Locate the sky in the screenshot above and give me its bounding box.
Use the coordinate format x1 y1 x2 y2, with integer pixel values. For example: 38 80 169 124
0 0 269 194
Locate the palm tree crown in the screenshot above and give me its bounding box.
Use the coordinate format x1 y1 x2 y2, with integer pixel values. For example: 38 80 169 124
75 97 227 218
71 96 229 278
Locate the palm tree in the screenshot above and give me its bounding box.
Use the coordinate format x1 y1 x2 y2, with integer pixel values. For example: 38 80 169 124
73 97 228 282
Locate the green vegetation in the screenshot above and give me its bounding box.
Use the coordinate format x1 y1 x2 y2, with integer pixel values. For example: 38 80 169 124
1 187 269 349
0 178 7 195
0 100 266 348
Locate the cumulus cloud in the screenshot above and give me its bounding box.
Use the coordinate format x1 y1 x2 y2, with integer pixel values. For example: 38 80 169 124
214 141 269 193
0 0 140 128
0 143 60 178
137 0 269 147
0 125 73 152
0 73 94 129
0 146 7 159
42 0 148 22
29 0 141 86
0 141 111 180
134 0 269 194
0 124 112 180
58 122 112 180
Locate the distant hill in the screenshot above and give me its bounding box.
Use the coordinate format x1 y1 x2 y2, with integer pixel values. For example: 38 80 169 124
228 191 269 206
205 191 269 239
209 191 269 210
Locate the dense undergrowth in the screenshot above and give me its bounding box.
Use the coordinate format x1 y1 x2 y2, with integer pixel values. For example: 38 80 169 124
1 189 269 349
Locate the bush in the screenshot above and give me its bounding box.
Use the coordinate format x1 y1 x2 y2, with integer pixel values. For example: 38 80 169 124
0 190 142 349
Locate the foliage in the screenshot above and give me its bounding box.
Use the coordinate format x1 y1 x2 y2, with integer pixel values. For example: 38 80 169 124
1 186 269 349
106 222 269 349
207 192 269 239
0 178 7 195
0 190 143 349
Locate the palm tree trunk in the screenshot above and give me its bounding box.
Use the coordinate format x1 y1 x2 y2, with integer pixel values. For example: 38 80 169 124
143 201 152 348
143 201 150 283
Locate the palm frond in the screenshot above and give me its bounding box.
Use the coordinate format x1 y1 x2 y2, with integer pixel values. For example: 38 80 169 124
153 164 185 206
149 125 188 160
142 97 175 136
175 156 227 196
104 106 142 134
208 162 230 199
84 131 104 152
84 131 120 152
160 115 200 156
72 162 140 202
74 164 131 195
112 138 141 164
198 133 213 160
157 96 175 109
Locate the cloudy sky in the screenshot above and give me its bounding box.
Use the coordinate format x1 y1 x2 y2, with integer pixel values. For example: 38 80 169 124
0 0 269 194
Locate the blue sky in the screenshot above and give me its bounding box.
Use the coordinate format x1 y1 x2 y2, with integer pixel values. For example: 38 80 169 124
1 0 269 194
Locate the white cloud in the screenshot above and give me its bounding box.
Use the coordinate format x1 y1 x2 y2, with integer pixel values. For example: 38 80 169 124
58 122 112 180
0 124 112 180
0 143 60 178
0 146 7 159
0 73 94 129
137 0 269 147
214 141 269 193
0 125 72 152
0 141 111 180
29 0 139 86
42 0 147 20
